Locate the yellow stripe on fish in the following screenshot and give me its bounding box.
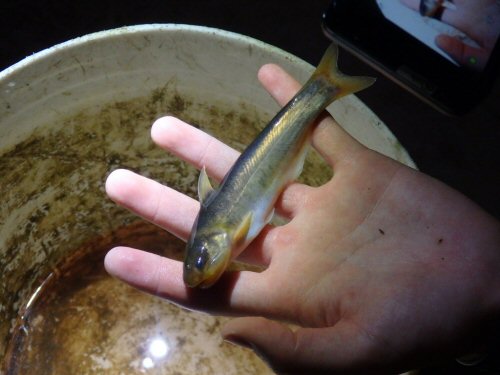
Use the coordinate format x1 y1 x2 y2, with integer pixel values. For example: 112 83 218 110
183 43 375 288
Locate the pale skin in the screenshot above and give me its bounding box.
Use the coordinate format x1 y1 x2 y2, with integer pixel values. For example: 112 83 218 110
401 0 500 69
105 64 500 374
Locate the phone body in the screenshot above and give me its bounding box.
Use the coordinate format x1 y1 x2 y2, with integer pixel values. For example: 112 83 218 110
322 0 500 115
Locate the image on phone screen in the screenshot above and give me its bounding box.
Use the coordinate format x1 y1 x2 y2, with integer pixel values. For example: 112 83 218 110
322 0 500 114
377 0 500 71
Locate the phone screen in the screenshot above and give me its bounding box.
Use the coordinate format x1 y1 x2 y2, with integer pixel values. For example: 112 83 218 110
322 0 500 114
377 0 500 72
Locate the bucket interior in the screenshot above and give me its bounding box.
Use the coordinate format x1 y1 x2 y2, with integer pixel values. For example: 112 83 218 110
0 25 414 374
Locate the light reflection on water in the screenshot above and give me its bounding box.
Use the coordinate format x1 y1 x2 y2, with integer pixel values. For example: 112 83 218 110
141 336 171 370
4 224 273 374
149 337 170 359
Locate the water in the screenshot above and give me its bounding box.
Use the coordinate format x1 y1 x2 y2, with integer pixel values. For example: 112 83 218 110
1 82 331 374
4 222 272 374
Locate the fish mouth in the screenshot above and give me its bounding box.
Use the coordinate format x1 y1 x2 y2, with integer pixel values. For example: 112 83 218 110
183 253 229 289
183 269 204 288
183 267 224 289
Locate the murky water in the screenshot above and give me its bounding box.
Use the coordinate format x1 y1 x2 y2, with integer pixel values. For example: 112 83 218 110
4 222 272 375
0 81 331 373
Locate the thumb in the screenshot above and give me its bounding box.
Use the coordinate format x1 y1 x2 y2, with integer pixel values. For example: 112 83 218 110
435 34 487 70
221 317 383 374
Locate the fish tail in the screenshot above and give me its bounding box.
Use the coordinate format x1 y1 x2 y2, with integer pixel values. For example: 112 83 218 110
311 43 376 100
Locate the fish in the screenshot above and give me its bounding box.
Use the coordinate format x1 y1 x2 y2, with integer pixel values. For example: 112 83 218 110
183 43 375 288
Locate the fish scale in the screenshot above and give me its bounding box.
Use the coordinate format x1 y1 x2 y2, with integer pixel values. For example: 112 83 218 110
183 43 376 288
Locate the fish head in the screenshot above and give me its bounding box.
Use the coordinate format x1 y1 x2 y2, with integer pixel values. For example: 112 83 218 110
183 230 231 288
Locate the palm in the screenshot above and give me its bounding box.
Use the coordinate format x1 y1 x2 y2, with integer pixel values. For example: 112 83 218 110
104 64 500 374
258 145 499 372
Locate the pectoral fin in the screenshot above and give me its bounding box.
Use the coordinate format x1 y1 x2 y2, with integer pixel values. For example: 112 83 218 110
198 166 215 205
233 212 253 246
265 208 275 225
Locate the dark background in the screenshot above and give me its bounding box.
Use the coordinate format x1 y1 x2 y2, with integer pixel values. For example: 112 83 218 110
1 0 499 219
1 1 499 372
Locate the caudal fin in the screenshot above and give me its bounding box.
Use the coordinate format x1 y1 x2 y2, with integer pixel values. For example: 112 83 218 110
312 43 376 100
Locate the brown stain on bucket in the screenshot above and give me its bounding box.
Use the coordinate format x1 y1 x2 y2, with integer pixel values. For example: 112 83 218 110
0 83 331 373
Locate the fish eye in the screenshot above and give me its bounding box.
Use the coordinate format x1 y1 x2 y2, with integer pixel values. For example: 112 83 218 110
195 246 209 271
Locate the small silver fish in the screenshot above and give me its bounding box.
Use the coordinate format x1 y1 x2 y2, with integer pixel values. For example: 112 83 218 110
184 43 375 288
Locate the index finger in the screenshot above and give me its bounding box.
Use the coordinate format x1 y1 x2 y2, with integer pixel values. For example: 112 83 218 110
104 246 278 317
151 116 240 182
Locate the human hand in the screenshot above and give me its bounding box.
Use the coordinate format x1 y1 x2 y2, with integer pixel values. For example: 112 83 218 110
401 0 500 69
104 64 500 374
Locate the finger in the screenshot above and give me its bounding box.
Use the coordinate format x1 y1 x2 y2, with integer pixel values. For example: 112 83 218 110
107 168 278 267
257 64 364 168
257 63 302 107
235 220 298 266
234 225 275 266
151 116 239 182
106 168 198 240
105 247 184 295
436 35 487 70
151 114 305 217
104 246 276 316
236 180 320 265
222 317 387 374
275 182 314 218
311 113 364 169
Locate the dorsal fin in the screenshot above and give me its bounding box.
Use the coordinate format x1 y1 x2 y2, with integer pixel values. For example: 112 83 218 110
198 167 215 205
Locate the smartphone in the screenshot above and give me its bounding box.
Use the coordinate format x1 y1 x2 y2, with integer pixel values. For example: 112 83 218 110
322 0 500 115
